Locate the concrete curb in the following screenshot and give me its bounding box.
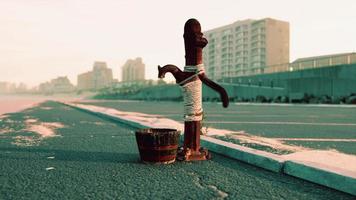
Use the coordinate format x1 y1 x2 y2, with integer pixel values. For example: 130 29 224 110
64 102 150 129
200 136 284 172
284 161 356 196
60 101 355 196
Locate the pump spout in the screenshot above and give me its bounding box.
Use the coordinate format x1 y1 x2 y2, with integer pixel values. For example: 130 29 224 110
158 64 196 84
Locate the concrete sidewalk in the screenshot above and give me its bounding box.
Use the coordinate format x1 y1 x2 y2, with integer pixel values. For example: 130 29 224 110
0 101 354 199
64 101 356 196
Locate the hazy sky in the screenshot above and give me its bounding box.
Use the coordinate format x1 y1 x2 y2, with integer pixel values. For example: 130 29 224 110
1 0 355 87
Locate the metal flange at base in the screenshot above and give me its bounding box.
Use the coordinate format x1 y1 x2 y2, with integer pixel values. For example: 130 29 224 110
177 147 212 161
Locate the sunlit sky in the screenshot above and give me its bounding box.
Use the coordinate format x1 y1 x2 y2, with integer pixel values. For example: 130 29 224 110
1 0 355 87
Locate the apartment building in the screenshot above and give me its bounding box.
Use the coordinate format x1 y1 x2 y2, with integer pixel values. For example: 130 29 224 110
203 18 289 80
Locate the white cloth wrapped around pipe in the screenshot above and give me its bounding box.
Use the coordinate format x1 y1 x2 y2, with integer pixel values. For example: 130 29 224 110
179 64 205 121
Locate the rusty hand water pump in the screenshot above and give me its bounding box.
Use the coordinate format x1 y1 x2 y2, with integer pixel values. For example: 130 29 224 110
158 18 229 161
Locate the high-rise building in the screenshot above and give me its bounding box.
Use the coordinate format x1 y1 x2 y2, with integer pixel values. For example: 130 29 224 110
77 61 113 90
77 71 93 90
121 57 145 82
203 18 289 80
92 61 113 89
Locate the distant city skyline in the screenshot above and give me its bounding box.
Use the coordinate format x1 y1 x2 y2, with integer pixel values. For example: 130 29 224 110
0 0 355 87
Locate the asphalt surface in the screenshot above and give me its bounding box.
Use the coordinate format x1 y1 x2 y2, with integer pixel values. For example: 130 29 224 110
0 101 354 199
79 100 356 155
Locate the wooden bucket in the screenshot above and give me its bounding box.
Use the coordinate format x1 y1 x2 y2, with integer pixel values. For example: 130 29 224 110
135 128 180 164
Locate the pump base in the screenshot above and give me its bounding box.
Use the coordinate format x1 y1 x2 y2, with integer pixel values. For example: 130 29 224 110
177 147 211 161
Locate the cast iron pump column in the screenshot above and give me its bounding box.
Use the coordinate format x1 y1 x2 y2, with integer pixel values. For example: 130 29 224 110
158 18 229 161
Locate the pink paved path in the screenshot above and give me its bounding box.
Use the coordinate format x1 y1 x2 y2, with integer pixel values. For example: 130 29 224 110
0 95 83 115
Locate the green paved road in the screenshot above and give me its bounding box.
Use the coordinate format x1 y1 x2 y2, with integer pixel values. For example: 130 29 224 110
79 100 356 155
0 101 354 199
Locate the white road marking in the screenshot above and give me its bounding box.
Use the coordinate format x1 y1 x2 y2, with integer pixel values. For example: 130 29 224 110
46 167 55 171
204 121 356 126
275 138 356 142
